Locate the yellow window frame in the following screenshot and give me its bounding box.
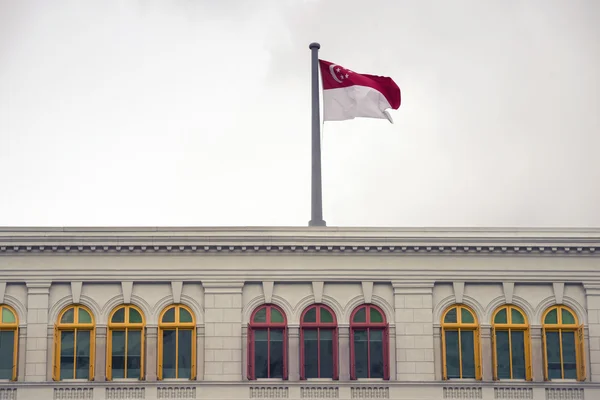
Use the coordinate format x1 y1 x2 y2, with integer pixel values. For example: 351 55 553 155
441 304 482 380
106 304 145 380
0 304 19 381
491 305 531 381
53 304 96 381
157 304 196 380
542 305 585 381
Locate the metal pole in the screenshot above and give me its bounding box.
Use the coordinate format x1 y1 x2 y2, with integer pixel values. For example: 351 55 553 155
309 42 326 227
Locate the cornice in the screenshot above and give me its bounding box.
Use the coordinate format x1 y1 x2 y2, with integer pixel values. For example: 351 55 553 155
0 227 599 256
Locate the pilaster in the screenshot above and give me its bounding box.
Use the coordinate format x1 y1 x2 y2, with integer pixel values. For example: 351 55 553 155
585 284 600 381
530 326 544 382
203 281 244 381
288 326 300 381
145 326 158 381
392 281 435 381
480 326 492 381
338 325 350 381
25 282 51 382
95 326 107 381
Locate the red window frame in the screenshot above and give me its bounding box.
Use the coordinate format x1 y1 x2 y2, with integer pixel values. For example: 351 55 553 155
300 304 339 380
247 304 288 380
350 304 390 380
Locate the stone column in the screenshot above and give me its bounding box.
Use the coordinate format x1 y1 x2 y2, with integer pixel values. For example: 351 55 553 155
25 282 51 382
584 284 600 381
145 326 158 381
17 327 27 381
196 325 205 380
338 325 350 381
392 282 435 381
480 326 492 381
203 281 244 381
288 326 300 381
530 326 544 382
95 326 107 381
433 325 443 380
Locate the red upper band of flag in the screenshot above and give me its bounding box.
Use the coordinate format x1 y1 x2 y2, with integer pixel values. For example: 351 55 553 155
319 59 401 123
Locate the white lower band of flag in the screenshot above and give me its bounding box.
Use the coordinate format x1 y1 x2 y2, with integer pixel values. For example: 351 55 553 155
322 85 393 123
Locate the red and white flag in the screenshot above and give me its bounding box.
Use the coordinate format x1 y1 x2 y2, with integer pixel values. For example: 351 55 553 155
319 59 401 123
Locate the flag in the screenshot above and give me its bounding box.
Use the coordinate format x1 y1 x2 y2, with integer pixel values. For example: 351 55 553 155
319 59 401 123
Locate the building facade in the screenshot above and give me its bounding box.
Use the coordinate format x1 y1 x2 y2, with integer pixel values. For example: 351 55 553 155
0 227 599 400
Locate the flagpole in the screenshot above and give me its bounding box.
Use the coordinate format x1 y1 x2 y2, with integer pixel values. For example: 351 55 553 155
309 42 326 227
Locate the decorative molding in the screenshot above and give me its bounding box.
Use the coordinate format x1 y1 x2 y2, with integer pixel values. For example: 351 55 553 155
53 388 93 400
494 387 533 399
262 281 274 304
106 387 145 399
350 386 389 399
71 281 83 304
545 388 584 400
0 388 16 400
502 282 514 304
312 281 324 303
301 387 338 399
553 282 565 304
121 281 133 304
157 387 196 399
361 281 374 304
453 282 465 304
250 386 289 399
171 281 183 304
443 387 482 399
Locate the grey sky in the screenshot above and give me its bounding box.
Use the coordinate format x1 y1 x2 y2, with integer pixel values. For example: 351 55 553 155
1 0 599 227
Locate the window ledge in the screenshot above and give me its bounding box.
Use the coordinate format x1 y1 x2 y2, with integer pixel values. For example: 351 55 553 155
255 378 286 382
354 378 385 382
304 378 334 382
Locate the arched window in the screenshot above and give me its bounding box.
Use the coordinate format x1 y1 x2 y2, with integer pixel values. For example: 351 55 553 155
441 304 481 380
300 304 338 379
350 304 389 380
492 305 531 380
107 305 145 380
158 304 196 380
0 305 18 380
53 305 95 381
247 304 287 380
542 305 585 381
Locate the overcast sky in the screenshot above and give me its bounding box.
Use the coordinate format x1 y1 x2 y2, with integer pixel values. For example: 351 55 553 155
1 0 598 228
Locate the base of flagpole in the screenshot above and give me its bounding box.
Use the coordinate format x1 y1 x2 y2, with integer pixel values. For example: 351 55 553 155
308 219 327 227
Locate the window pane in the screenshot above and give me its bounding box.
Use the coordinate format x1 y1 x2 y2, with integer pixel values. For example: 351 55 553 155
60 330 75 380
461 308 475 324
61 309 74 324
112 308 125 324
254 308 267 323
127 330 142 379
75 330 90 379
545 309 558 324
445 330 460 378
353 308 366 323
353 329 368 378
270 329 284 378
129 308 143 324
461 330 475 378
495 330 510 379
179 308 193 324
494 309 507 324
162 329 177 379
546 331 561 379
271 309 284 323
370 309 384 323
562 309 576 325
178 329 192 379
1 308 16 324
444 308 457 324
320 308 334 323
303 329 318 378
562 331 577 379
511 309 525 325
254 329 268 378
0 331 15 379
369 329 384 378
511 331 526 379
162 308 175 323
111 330 126 379
319 329 334 378
304 308 317 323
78 309 92 324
